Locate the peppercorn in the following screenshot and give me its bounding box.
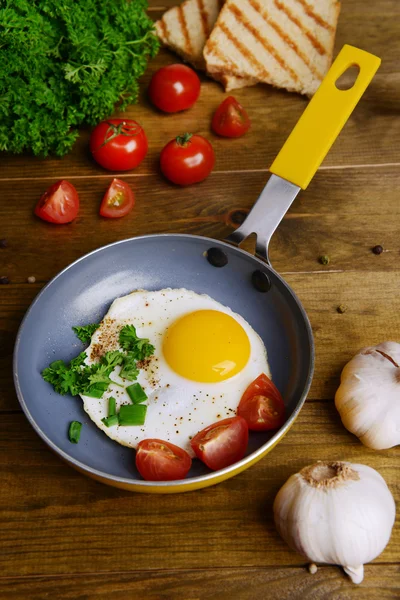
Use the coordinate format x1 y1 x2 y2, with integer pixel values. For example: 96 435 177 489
337 304 347 314
372 245 383 255
0 239 7 248
319 255 330 265
0 276 10 284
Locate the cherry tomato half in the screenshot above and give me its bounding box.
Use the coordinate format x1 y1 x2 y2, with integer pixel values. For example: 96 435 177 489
190 416 249 471
237 374 286 431
160 133 215 186
136 439 192 481
99 178 135 218
34 180 79 224
148 64 201 113
90 119 148 171
212 96 251 138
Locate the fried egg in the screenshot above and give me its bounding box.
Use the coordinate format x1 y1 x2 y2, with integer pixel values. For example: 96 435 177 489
81 288 270 456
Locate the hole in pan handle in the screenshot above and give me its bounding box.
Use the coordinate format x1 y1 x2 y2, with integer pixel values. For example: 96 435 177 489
227 45 381 265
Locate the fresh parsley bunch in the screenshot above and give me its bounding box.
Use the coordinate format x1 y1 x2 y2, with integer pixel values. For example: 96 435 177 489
0 0 159 156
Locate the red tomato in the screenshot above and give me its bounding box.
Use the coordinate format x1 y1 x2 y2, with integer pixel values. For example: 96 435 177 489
160 133 215 186
212 96 251 138
90 119 148 171
237 374 286 431
190 416 249 471
136 439 192 481
99 178 135 218
148 64 201 113
34 180 79 224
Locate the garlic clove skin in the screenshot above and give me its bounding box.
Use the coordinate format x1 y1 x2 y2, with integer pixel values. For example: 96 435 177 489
335 342 400 449
273 461 396 584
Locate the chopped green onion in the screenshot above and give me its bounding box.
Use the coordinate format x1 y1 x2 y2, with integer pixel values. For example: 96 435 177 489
108 397 116 417
118 404 147 426
84 385 107 399
68 421 82 444
102 415 119 428
126 383 147 404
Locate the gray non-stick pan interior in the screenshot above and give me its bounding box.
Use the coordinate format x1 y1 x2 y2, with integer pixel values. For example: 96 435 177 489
14 234 313 481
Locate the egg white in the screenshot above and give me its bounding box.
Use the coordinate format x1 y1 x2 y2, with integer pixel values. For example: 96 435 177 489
81 288 270 456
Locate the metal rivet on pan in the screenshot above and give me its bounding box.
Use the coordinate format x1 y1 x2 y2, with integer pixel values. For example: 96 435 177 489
206 247 228 268
252 270 271 293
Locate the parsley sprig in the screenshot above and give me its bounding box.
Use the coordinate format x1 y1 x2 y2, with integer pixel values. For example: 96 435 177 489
42 323 155 398
0 0 159 156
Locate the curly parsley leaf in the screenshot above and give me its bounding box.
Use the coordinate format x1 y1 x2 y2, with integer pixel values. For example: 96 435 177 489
120 352 140 381
119 325 155 360
72 324 100 343
0 0 159 156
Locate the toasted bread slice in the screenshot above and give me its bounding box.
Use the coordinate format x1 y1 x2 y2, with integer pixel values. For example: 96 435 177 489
204 0 341 96
155 0 257 91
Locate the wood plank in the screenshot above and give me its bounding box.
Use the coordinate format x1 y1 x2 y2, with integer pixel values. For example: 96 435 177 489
2 268 400 410
0 403 398 577
1 166 399 285
0 565 399 600
0 1 399 179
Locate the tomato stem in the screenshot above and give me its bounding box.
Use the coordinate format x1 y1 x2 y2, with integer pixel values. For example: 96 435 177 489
99 121 142 149
176 132 193 147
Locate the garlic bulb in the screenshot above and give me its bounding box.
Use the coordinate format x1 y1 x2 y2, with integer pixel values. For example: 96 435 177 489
335 342 400 449
273 461 395 584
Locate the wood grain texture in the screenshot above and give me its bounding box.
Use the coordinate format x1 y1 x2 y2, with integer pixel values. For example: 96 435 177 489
1 167 399 286
0 566 399 600
0 403 398 577
1 1 399 597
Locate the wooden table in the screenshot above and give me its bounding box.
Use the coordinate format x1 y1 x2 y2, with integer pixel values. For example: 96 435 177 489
1 1 399 598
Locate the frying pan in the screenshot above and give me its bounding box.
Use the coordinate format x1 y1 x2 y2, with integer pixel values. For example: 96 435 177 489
14 46 380 493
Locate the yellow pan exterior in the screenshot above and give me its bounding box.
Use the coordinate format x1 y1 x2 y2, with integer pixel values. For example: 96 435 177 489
67 411 300 494
270 45 381 190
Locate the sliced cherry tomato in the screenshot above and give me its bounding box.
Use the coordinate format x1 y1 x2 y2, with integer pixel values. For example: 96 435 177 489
99 178 135 218
90 119 148 171
160 133 215 186
190 416 249 471
136 439 192 481
34 180 79 224
212 96 251 138
148 64 201 113
237 374 286 431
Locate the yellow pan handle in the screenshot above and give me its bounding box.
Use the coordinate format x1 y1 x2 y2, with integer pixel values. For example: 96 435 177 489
270 45 381 190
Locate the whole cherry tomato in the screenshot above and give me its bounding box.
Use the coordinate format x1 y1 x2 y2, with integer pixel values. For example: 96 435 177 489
148 64 201 113
160 133 215 186
90 119 148 171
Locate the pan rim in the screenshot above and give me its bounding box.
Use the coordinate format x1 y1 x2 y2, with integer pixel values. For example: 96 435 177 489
13 233 314 489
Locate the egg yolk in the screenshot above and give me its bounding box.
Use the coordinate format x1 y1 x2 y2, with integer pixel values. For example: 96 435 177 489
163 310 251 382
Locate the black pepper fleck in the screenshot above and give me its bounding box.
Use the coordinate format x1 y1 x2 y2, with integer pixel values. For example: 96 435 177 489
0 276 10 285
252 270 271 293
372 245 383 255
206 247 228 268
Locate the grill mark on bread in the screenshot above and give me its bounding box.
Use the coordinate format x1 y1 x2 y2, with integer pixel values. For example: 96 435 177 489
157 18 169 42
274 0 327 55
206 39 242 73
178 5 193 54
218 22 271 79
228 3 299 82
295 0 334 31
197 0 210 38
248 0 323 79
